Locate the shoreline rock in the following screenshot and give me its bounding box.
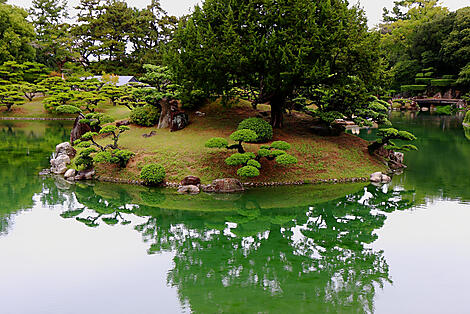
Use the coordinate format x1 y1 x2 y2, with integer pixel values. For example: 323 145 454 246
370 172 392 183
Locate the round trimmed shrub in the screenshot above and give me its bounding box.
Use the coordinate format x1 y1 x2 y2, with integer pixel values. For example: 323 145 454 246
225 152 256 166
130 105 160 126
230 129 258 143
205 137 228 148
140 164 166 185
275 154 298 165
270 141 291 151
237 166 260 177
237 117 273 142
247 159 261 169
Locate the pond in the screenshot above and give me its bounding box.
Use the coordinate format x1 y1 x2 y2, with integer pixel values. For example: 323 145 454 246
0 114 469 314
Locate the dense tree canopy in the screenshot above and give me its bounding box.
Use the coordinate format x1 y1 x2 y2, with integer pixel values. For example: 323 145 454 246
380 1 470 93
168 0 385 127
0 3 36 63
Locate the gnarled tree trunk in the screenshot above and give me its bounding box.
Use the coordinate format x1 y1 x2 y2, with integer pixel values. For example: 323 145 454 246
157 98 171 129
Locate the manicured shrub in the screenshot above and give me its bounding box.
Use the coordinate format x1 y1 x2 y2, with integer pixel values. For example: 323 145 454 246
424 71 434 77
275 154 298 165
270 141 291 151
205 137 228 148
430 79 456 87
247 159 261 169
230 129 258 143
140 164 166 185
93 149 135 168
225 152 256 166
74 147 96 170
415 77 433 84
237 117 273 142
237 166 260 177
400 85 427 92
130 105 160 126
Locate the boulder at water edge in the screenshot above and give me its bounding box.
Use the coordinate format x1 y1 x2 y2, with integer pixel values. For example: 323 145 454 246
50 154 70 174
64 168 76 179
180 176 201 186
370 172 392 183
202 178 244 193
177 185 200 195
70 115 92 144
56 142 76 159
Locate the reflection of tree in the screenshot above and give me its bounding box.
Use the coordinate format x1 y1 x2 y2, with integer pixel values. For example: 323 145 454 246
360 112 470 201
464 126 470 141
0 122 70 234
56 182 417 313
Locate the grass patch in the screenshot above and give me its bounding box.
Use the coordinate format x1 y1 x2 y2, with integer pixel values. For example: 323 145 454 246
91 101 386 184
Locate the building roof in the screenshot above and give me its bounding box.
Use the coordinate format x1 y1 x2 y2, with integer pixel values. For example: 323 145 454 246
83 75 140 87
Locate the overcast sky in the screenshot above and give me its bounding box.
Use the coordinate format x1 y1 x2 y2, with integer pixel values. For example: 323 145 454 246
6 0 469 27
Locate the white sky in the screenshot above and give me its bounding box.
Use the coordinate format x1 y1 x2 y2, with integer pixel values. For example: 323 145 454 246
6 0 469 27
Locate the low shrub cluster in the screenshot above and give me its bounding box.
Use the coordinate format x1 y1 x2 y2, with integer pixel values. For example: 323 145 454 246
130 105 160 126
205 128 297 178
140 164 166 185
237 117 273 142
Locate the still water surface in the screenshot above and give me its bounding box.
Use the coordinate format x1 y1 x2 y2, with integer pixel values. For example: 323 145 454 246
0 115 469 313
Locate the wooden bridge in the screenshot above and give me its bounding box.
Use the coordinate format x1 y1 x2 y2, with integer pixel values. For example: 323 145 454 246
415 98 465 107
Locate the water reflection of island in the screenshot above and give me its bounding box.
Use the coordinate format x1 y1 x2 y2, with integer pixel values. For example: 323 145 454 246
0 122 70 235
49 181 418 313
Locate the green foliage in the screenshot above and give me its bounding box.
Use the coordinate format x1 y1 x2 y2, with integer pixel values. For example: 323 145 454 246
74 147 96 170
415 77 433 84
0 3 36 63
169 0 383 128
140 164 166 185
370 128 418 153
205 137 228 149
130 105 160 127
0 85 25 111
246 159 261 169
457 63 470 89
400 85 427 92
430 79 456 87
93 149 134 168
237 166 260 178
229 129 258 143
464 111 470 125
56 105 81 114
237 118 273 142
270 141 291 151
275 154 298 165
225 153 256 166
435 105 452 115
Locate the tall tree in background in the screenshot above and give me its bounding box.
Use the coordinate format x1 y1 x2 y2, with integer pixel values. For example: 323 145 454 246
129 0 178 65
29 0 76 72
380 1 470 91
168 0 382 128
0 3 36 63
73 0 104 65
